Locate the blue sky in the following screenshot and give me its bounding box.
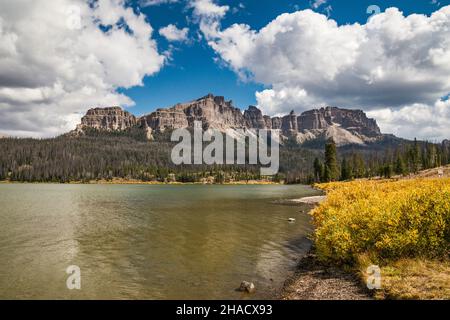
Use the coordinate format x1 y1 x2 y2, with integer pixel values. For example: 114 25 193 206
122 0 450 116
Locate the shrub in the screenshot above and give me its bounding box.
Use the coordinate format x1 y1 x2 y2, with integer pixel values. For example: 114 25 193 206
312 178 450 264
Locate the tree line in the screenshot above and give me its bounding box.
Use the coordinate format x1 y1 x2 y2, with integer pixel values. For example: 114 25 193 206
312 138 450 183
0 132 277 183
0 130 448 184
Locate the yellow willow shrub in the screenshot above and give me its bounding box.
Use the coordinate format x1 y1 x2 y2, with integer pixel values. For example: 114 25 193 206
312 179 450 263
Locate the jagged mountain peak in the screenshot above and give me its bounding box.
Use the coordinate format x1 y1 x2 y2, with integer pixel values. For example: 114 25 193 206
73 94 384 146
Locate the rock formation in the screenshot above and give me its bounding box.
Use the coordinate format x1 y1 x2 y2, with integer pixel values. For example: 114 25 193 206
282 110 298 132
76 107 136 132
244 106 267 129
74 94 384 146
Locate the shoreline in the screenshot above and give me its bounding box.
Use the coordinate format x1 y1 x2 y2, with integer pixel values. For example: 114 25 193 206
279 248 373 300
286 195 326 205
280 177 450 300
0 179 283 186
277 195 372 300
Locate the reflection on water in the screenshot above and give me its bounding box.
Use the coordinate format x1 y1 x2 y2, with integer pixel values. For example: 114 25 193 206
0 184 321 299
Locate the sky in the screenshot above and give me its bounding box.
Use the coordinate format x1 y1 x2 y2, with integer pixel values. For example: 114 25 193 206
0 0 450 141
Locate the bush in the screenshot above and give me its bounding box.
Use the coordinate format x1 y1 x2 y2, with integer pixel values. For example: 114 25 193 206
312 178 450 264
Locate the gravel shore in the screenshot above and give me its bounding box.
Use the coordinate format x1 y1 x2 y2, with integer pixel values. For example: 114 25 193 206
276 193 372 300
280 250 372 300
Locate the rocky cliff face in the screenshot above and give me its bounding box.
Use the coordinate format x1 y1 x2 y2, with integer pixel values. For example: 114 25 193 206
325 107 381 136
76 107 137 132
244 106 267 129
298 109 329 130
74 94 383 146
282 111 299 132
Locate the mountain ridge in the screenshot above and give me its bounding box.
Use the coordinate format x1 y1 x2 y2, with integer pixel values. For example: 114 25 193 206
73 93 386 146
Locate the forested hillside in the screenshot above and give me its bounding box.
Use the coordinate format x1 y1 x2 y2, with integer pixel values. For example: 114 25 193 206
0 130 448 184
312 138 450 183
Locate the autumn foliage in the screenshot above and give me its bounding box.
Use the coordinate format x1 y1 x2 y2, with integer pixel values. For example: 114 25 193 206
312 178 450 263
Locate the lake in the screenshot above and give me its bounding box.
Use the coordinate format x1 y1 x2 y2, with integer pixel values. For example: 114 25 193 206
0 184 321 299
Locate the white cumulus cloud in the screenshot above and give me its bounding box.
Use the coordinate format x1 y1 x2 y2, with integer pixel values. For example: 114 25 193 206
311 0 328 9
0 0 165 137
367 98 450 141
207 7 450 140
140 0 179 6
190 0 229 18
159 24 189 41
190 0 229 39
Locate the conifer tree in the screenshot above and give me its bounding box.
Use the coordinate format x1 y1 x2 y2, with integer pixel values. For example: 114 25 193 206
410 138 421 173
340 157 351 181
324 138 339 182
395 154 407 176
313 157 324 182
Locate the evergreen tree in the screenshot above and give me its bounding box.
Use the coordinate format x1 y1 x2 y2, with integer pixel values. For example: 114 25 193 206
324 138 339 182
427 143 437 169
351 153 365 178
410 138 421 173
383 164 393 178
313 157 324 182
395 154 407 176
340 157 351 181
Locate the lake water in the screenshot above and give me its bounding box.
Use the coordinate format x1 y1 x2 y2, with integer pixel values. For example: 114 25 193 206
0 184 321 299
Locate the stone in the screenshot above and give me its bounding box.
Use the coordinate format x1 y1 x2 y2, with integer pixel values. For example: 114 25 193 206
238 281 256 293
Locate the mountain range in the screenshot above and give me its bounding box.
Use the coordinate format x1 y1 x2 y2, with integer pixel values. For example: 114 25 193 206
73 94 388 147
3 93 449 184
